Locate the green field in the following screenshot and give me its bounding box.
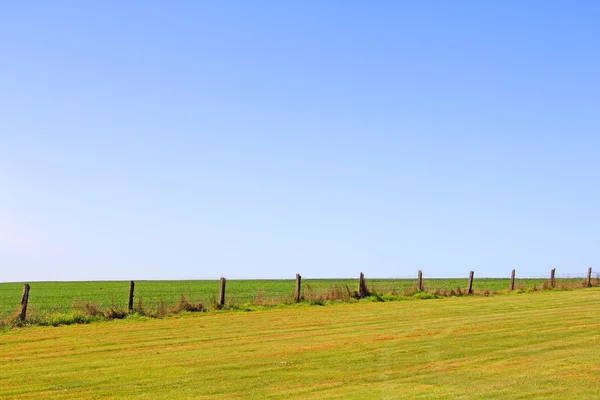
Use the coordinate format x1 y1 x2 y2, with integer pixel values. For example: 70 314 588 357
0 277 590 322
1 288 599 399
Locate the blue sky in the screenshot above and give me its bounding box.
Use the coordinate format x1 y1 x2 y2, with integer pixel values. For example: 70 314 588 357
1 1 599 281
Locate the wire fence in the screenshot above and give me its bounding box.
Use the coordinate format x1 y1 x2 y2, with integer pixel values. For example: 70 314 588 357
1 270 598 323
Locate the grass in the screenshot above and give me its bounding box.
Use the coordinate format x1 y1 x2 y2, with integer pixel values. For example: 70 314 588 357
0 288 599 399
0 277 593 323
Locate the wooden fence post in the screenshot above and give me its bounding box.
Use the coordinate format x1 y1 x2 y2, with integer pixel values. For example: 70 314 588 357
550 268 556 288
128 281 135 313
467 271 474 294
18 284 30 321
587 267 592 287
295 274 302 302
219 277 226 307
417 270 423 291
358 272 368 298
510 269 515 291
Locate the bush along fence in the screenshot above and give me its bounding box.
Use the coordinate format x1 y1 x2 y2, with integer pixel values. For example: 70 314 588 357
1 268 598 326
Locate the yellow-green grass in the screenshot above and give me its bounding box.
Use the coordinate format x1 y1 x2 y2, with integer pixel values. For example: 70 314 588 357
1 289 599 399
1 277 586 321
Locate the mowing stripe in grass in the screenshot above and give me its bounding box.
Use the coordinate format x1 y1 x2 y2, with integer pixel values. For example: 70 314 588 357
0 289 599 399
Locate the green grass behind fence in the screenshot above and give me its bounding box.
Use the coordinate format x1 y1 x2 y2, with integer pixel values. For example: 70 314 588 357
1 276 592 322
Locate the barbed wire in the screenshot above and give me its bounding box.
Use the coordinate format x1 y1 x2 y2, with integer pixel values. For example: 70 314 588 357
1 271 597 320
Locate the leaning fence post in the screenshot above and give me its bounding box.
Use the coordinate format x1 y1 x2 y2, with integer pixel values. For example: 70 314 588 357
295 274 302 302
550 268 556 288
587 267 592 287
219 277 226 307
18 284 30 321
467 271 474 294
358 272 368 298
128 281 135 313
417 270 423 291
510 269 515 291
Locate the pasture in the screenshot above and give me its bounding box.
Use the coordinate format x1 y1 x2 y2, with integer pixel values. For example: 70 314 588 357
0 288 599 399
0 276 587 322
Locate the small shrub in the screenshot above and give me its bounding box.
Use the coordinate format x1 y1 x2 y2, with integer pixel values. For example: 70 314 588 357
84 302 103 317
303 284 313 300
104 308 127 319
154 300 167 317
173 295 205 313
363 293 384 302
209 294 219 309
253 290 264 305
326 285 351 301
344 285 353 299
557 283 572 290
134 297 145 314
414 292 438 300
47 312 90 327
381 294 403 301
305 284 352 302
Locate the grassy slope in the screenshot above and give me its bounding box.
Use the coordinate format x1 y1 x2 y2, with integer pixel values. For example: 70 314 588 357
1 289 599 399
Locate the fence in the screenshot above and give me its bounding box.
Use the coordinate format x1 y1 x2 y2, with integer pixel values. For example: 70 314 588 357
1 268 597 323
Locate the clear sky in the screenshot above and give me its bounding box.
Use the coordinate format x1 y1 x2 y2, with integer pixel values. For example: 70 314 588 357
1 1 599 281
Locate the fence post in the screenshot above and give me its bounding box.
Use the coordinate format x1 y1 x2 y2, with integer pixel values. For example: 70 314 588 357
128 281 135 313
550 268 556 288
18 284 30 321
295 274 302 302
219 277 226 307
358 272 368 298
467 271 474 294
510 269 515 291
417 270 423 291
587 267 592 287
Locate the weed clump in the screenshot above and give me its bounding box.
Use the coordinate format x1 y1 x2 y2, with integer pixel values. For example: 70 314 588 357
84 302 103 317
173 295 205 313
46 312 90 326
413 292 438 300
253 290 264 305
304 284 353 303
155 300 167 317
4 277 598 330
363 293 384 302
104 308 127 319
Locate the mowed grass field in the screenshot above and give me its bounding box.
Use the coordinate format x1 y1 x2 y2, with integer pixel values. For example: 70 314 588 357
1 288 599 399
0 277 583 321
